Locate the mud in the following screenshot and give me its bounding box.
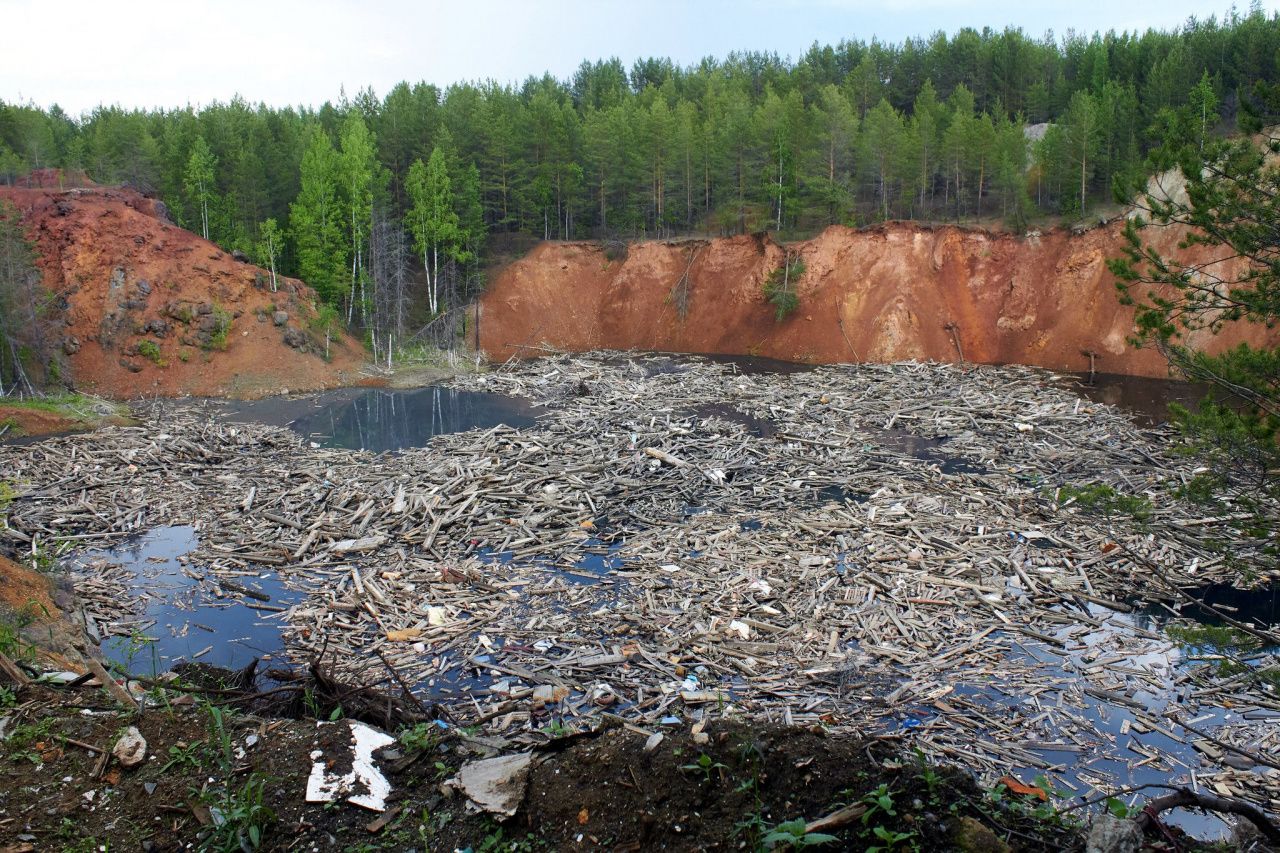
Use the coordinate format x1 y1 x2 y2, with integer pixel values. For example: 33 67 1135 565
480 223 1278 378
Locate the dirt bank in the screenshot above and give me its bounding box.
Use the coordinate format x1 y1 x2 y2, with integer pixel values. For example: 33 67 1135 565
0 182 363 399
480 222 1277 377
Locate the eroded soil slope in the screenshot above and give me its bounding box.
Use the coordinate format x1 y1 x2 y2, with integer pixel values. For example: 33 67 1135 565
1 181 362 399
480 222 1276 376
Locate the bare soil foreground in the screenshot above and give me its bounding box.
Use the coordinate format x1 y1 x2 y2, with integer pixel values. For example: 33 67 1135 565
2 353 1278 849
0 174 363 400
479 223 1279 377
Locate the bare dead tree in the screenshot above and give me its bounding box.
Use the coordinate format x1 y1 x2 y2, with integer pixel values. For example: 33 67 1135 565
0 201 59 396
368 205 412 366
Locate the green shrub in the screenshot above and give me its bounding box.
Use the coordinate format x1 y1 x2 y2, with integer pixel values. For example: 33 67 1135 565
207 306 233 351
763 257 804 322
137 339 165 366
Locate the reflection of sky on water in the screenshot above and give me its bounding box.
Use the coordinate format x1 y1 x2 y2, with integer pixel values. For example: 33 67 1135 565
73 526 299 675
289 386 538 453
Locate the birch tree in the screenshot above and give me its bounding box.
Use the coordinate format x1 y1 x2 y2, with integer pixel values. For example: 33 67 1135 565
339 115 377 323
184 135 216 241
255 218 282 292
406 147 461 315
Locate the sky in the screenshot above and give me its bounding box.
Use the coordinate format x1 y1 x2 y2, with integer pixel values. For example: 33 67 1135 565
3 0 1277 115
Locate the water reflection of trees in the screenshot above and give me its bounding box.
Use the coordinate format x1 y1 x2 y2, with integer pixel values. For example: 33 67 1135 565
309 386 534 452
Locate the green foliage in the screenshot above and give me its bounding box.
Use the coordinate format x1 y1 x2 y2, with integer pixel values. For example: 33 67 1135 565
680 750 730 783
399 722 439 753
199 773 276 852
761 819 838 849
203 701 234 770
290 127 346 304
206 306 232 351
184 135 217 242
1057 483 1152 522
1109 73 1279 568
159 739 207 773
763 256 804 321
1165 623 1261 653
136 338 164 366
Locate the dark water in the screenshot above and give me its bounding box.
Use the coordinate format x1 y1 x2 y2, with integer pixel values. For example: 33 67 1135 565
1062 371 1209 426
77 526 299 675
222 384 538 452
1144 582 1280 632
867 428 990 475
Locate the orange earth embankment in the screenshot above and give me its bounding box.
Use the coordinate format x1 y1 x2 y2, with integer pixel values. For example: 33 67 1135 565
1 180 362 399
479 221 1276 377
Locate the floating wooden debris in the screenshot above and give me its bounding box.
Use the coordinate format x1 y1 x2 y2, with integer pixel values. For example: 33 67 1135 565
3 353 1277 812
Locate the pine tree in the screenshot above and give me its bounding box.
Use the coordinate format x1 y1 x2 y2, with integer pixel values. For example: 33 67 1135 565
289 127 345 304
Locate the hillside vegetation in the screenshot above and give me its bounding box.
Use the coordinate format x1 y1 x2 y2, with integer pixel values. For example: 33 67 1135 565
2 10 1279 354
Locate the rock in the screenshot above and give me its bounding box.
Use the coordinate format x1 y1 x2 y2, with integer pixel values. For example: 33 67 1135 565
231 249 249 263
111 726 147 768
136 279 152 295
1085 814 1142 853
62 337 80 355
448 752 534 817
272 310 289 326
282 326 308 349
952 816 1011 853
118 358 143 373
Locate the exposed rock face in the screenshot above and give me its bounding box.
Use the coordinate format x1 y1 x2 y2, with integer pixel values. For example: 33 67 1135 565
480 222 1277 377
0 182 362 399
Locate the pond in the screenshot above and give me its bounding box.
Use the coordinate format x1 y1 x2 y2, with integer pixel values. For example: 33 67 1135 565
69 525 299 676
218 384 539 452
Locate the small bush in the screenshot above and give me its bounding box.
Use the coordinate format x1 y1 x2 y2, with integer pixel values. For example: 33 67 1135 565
763 257 805 322
136 339 165 366
602 240 628 263
207 306 233 351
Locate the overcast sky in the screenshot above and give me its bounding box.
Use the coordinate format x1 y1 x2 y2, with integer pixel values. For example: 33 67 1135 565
3 0 1274 115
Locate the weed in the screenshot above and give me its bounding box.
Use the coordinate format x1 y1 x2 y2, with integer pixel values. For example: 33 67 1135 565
136 339 166 366
399 722 440 753
0 479 15 510
542 719 572 738
199 773 276 852
681 751 729 784
760 818 837 849
3 717 55 765
207 305 233 351
159 739 207 773
203 701 234 770
868 825 917 851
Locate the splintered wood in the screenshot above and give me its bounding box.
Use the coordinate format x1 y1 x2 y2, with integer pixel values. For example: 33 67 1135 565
2 354 1277 811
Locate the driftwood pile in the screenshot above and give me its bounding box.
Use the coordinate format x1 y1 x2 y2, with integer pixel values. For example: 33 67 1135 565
1 353 1277 816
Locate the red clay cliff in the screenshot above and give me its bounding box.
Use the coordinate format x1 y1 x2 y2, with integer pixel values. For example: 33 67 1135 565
479 221 1276 377
1 179 361 399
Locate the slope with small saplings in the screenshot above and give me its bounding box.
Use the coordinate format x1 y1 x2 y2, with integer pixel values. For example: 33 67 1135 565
0 175 363 400
480 219 1277 376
